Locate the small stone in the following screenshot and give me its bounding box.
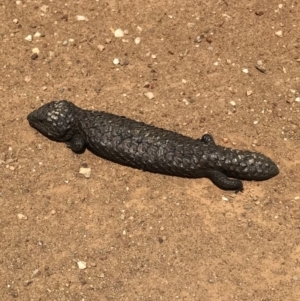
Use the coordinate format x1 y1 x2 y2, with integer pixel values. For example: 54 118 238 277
134 37 141 44
42 86 47 91
295 97 300 103
77 261 87 270
32 47 40 54
13 18 18 24
255 65 266 73
31 53 38 60
97 44 105 52
40 5 49 13
253 120 259 125
34 32 42 38
246 90 253 96
114 28 124 38
275 30 283 37
222 138 229 143
230 101 236 106
222 196 228 201
79 167 91 178
144 92 154 100
182 98 189 105
23 280 33 286
25 35 32 42
76 15 88 21
113 58 120 65
242 68 249 74
119 59 129 66
194 34 204 43
32 269 41 277
17 213 27 220
24 76 31 82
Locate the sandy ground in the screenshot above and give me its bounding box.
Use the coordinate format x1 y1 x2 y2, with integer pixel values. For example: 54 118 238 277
1 0 300 300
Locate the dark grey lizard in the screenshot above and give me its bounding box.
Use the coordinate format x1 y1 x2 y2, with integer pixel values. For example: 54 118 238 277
27 100 279 191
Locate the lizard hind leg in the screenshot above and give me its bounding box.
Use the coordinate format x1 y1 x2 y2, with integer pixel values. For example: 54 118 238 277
203 169 244 192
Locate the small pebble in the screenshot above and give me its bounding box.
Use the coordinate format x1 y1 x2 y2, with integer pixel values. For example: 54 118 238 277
134 37 141 44
253 120 259 125
144 92 154 100
242 68 249 74
194 35 204 43
31 53 38 60
17 213 27 220
113 58 120 65
275 30 283 37
79 167 91 178
77 261 87 270
246 90 253 96
76 15 88 21
34 32 42 38
114 28 124 38
97 44 105 52
230 101 236 106
40 5 49 13
13 18 18 24
32 47 40 54
25 35 32 42
295 97 300 103
32 269 41 277
222 196 228 202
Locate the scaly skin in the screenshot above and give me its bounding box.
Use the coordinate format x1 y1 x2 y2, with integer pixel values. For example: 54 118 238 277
27 100 279 191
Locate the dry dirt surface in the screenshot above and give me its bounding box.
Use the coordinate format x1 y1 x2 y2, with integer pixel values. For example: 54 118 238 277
1 0 300 300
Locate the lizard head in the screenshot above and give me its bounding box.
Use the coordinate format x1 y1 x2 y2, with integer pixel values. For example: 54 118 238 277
27 100 79 142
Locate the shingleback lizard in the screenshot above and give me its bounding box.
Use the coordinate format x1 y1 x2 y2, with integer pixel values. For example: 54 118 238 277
27 100 279 191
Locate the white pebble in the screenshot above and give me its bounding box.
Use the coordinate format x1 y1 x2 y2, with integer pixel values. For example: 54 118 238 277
114 28 124 38
77 261 87 270
230 101 236 106
76 15 88 21
246 90 253 96
144 92 154 100
40 5 49 13
13 18 18 24
97 44 105 52
253 120 259 125
32 47 40 54
295 97 300 103
242 68 249 74
113 58 120 65
275 30 283 37
34 32 41 38
79 167 91 178
25 35 32 42
17 213 27 220
222 196 228 202
182 98 189 105
134 37 141 44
